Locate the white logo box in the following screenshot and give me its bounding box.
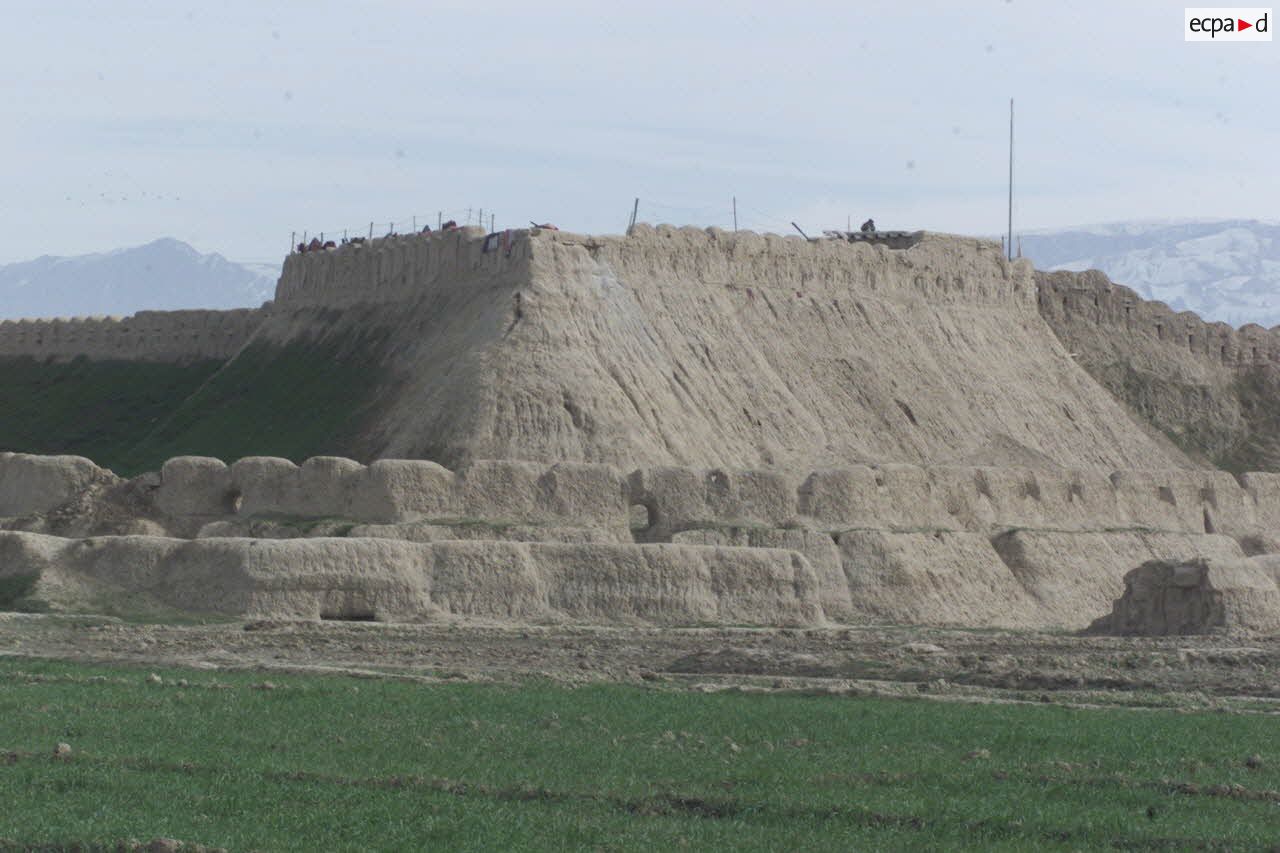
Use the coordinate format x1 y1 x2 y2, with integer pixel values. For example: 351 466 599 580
1185 8 1272 40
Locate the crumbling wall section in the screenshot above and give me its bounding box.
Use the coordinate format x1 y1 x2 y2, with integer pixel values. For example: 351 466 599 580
0 452 118 517
1093 555 1280 636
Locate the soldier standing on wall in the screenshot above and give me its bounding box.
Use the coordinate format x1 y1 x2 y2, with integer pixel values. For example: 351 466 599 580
860 218 876 233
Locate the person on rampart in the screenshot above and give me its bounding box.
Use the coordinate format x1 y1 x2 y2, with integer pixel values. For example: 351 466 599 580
442 220 458 231
860 218 876 233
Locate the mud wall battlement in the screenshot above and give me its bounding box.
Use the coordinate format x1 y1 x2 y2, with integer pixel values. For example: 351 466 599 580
1038 269 1280 368
274 225 534 307
153 456 632 531
270 223 1035 312
132 455 1280 538
5 452 1279 630
580 225 1035 310
0 530 823 626
0 307 269 363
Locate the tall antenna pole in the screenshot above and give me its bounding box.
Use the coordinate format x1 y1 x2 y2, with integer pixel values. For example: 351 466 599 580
1007 97 1014 261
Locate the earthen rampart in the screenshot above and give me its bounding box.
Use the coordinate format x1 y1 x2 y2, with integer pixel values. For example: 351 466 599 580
583 225 1034 310
136 454 1280 540
0 306 269 363
5 452 1280 629
1037 269 1280 369
274 226 533 307
271 224 1035 312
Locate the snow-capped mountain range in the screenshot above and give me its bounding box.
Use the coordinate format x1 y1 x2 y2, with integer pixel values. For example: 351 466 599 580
1018 219 1280 329
0 239 278 320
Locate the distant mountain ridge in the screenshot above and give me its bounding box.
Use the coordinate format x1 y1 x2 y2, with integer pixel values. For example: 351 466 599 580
0 238 278 320
1019 219 1280 329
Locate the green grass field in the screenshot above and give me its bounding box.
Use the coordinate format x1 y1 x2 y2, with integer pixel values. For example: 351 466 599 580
0 658 1276 851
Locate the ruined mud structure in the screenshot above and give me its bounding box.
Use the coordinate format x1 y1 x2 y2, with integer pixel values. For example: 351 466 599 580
2 225 1278 634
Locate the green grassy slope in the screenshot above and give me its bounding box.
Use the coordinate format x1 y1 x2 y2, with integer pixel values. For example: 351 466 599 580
1 658 1277 851
117 334 390 475
0 330 392 476
0 356 222 473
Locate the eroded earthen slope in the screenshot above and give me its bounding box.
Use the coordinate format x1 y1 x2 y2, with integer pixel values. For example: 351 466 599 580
267 226 1193 472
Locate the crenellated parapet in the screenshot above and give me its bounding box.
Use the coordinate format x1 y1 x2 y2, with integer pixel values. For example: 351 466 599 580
274 226 533 307
272 223 1037 312
5 452 1279 630
0 306 270 363
130 455 1280 540
1037 268 1280 368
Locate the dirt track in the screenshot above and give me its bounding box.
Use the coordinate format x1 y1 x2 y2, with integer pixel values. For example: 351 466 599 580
2 614 1278 713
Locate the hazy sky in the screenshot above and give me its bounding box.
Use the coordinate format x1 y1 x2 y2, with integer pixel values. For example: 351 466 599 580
3 0 1276 265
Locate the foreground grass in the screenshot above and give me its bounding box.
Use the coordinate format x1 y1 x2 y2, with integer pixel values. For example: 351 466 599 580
0 659 1277 851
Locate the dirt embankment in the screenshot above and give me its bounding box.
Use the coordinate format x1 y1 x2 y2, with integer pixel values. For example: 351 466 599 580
4 615 1279 714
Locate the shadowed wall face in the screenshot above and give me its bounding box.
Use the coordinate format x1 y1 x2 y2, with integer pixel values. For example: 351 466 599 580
1037 269 1280 473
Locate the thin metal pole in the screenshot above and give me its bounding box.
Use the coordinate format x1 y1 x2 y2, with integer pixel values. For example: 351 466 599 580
628 197 639 234
413 216 417 231
732 196 738 232
490 213 495 232
369 222 373 239
1007 97 1014 261
438 212 442 229
290 231 295 252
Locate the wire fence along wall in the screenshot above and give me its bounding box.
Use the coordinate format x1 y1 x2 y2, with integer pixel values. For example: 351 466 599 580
286 198 914 254
289 207 501 251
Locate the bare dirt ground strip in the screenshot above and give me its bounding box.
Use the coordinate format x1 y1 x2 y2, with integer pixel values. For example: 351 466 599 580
1 614 1278 713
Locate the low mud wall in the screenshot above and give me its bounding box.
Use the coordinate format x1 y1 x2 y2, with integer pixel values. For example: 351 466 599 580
145 455 1280 539
0 453 116 517
0 531 822 627
8 452 1280 631
155 456 631 533
630 463 1277 539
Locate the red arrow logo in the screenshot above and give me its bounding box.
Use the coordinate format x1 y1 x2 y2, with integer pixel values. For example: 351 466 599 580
1239 18 1253 30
